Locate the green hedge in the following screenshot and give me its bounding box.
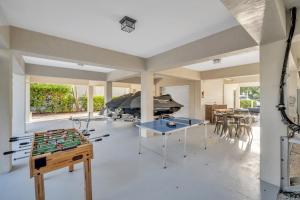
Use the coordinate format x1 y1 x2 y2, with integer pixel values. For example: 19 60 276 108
240 99 257 109
30 83 75 113
93 96 105 111
79 96 87 111
79 95 105 112
31 83 105 113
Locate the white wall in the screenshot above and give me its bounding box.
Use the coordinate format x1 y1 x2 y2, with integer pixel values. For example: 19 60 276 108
155 77 200 118
224 84 239 109
73 85 87 98
75 85 130 98
96 86 131 97
113 87 130 97
201 79 224 118
162 85 190 117
94 86 104 96
202 79 224 104
130 84 141 93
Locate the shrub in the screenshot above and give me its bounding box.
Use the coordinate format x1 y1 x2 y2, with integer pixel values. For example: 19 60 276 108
30 83 74 113
79 96 88 111
93 96 105 111
240 99 257 109
31 83 105 114
79 95 105 112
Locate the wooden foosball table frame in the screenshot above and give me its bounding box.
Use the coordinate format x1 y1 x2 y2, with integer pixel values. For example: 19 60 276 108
29 129 93 200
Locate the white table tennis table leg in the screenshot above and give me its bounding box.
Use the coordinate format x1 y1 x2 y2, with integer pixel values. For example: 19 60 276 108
183 128 187 158
138 128 142 155
163 133 168 169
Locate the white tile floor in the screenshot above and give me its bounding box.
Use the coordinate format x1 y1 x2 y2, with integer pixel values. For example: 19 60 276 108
0 120 279 200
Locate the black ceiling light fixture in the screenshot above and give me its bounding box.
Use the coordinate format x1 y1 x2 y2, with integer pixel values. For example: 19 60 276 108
213 58 221 64
120 16 136 33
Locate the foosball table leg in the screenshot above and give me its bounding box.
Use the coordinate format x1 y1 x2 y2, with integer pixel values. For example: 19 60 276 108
84 159 92 200
69 164 74 172
34 173 45 200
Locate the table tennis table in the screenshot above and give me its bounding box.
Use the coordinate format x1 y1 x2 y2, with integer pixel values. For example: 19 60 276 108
136 117 208 168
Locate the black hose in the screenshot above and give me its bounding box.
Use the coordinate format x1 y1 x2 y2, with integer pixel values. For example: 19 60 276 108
277 7 300 136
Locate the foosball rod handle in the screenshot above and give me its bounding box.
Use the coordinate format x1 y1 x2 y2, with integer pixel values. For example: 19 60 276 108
9 137 32 142
3 147 32 155
3 150 17 155
10 135 33 140
88 134 110 141
14 155 29 161
19 142 30 146
94 138 102 142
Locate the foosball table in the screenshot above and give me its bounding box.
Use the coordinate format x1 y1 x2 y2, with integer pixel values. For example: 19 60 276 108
29 128 93 200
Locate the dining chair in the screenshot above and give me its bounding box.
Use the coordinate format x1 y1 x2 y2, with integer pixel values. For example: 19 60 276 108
214 113 224 135
226 116 238 138
239 116 255 138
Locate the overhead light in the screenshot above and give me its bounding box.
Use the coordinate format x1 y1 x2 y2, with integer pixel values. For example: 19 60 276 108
213 58 221 64
120 16 136 33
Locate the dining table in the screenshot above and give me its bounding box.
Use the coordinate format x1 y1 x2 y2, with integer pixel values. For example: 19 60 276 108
215 113 246 137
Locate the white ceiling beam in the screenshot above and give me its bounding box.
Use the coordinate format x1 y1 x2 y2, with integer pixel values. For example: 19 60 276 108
10 26 146 72
146 25 257 72
30 75 90 85
26 63 107 81
221 0 265 44
221 0 287 45
106 70 139 82
156 68 201 80
200 63 259 80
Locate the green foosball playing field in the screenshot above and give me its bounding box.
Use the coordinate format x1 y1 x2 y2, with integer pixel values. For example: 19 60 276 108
32 129 87 156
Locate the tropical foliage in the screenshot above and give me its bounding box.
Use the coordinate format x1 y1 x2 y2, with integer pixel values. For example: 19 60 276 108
240 86 260 100
240 86 260 108
30 83 105 113
240 99 257 109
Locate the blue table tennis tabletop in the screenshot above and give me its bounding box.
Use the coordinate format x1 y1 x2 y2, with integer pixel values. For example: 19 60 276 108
136 117 205 134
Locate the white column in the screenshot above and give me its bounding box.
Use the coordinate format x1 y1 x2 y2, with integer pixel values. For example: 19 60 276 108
0 49 12 173
104 81 112 104
25 75 31 123
141 72 154 137
194 80 201 119
87 86 94 116
154 82 161 96
260 40 287 186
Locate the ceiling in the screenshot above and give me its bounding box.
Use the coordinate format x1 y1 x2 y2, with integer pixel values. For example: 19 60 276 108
0 0 238 58
23 56 115 73
284 0 300 9
184 50 259 71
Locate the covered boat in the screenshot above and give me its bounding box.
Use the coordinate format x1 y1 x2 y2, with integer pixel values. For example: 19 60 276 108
105 91 183 117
